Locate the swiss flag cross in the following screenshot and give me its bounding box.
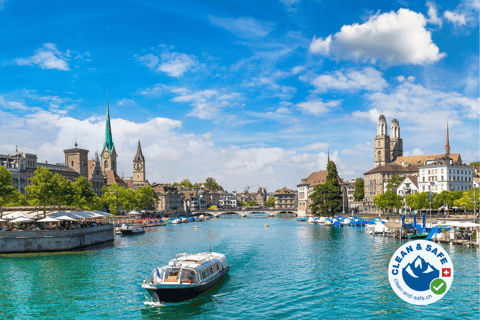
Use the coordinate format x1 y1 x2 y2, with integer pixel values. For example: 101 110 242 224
442 268 451 277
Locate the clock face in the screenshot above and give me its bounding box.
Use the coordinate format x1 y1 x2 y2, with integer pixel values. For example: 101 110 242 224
135 163 142 171
103 153 109 159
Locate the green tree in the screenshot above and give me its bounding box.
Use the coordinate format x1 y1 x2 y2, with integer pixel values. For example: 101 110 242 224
264 196 275 208
470 161 479 167
353 178 365 201
373 191 403 212
135 186 158 211
405 192 430 210
205 177 223 191
73 176 98 210
247 200 258 206
26 167 56 217
179 179 193 188
53 174 75 209
0 166 24 217
454 189 479 212
102 184 125 214
386 174 404 192
122 188 136 212
309 161 343 217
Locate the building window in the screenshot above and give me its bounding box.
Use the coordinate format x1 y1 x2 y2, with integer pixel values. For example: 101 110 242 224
71 161 74 166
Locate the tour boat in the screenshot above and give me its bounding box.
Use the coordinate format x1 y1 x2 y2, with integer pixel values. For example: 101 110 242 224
120 223 145 235
142 252 230 303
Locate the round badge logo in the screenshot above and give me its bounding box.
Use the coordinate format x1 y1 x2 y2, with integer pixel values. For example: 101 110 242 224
388 240 453 305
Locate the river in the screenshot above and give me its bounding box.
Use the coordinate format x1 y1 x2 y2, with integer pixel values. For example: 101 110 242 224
0 216 478 319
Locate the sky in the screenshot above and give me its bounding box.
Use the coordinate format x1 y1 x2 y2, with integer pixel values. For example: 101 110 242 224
0 0 479 193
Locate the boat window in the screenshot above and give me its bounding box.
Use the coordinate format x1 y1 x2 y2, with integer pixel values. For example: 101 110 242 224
164 269 180 282
152 268 165 284
180 269 198 284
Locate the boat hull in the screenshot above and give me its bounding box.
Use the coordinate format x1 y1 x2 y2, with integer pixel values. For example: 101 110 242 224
121 229 145 235
143 266 230 303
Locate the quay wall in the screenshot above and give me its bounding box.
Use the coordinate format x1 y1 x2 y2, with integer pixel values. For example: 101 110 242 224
0 225 114 254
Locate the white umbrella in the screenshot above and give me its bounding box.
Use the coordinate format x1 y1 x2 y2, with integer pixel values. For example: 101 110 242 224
0 218 6 222
37 217 60 222
56 216 77 221
10 217 33 223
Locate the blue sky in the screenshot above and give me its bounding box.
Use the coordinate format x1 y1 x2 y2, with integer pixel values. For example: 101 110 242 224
0 0 478 192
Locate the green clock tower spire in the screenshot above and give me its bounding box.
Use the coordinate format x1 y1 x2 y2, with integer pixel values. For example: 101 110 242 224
101 94 118 175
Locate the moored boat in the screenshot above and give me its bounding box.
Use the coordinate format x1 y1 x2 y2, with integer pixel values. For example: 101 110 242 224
120 223 145 235
142 252 230 303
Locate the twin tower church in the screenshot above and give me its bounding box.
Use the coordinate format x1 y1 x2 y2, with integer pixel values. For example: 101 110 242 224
64 99 147 193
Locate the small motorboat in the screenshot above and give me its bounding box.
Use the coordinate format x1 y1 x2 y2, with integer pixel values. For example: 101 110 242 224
120 223 145 236
142 252 230 303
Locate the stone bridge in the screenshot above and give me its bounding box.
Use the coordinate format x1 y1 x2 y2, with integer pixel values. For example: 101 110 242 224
190 208 297 218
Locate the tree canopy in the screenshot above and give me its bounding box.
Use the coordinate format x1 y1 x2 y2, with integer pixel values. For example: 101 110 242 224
353 178 364 201
26 167 56 216
135 186 158 211
385 174 404 192
470 161 479 167
0 166 24 215
373 191 403 211
309 161 343 217
264 196 275 208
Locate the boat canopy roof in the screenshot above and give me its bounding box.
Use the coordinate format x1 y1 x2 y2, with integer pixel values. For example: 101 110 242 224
168 252 227 269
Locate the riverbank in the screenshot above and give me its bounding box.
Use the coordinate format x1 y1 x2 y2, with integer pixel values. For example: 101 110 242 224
0 225 114 253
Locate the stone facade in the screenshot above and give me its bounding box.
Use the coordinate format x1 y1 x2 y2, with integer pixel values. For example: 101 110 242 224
133 140 146 187
364 163 420 209
88 152 106 196
274 187 296 210
374 115 403 167
219 191 237 208
418 160 474 193
153 184 184 212
64 145 89 179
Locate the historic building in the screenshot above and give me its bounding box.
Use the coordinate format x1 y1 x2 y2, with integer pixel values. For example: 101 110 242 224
219 191 237 208
297 169 348 217
418 160 473 193
152 184 184 213
133 140 146 187
374 115 404 167
101 99 118 177
64 144 89 179
88 152 106 196
274 187 296 210
0 148 37 195
396 176 419 197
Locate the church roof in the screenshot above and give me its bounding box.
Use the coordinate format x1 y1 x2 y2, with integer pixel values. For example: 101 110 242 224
103 97 115 154
104 171 127 188
364 163 420 175
394 153 461 166
134 140 145 162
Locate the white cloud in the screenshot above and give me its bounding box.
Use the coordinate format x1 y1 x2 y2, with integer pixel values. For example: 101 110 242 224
444 11 467 26
309 35 331 56
296 99 341 115
352 82 479 145
209 16 275 39
426 2 443 26
298 142 329 151
14 43 70 71
247 74 297 100
137 48 200 77
311 67 387 92
309 9 446 65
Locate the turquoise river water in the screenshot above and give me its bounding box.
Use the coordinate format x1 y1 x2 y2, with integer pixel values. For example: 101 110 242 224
0 216 479 319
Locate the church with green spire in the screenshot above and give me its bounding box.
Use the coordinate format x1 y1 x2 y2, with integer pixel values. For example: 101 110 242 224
101 97 118 176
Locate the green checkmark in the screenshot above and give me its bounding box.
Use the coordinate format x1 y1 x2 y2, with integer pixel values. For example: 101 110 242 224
430 278 447 295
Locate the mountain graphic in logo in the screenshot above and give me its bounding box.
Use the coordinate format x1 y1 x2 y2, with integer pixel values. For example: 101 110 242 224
402 256 439 291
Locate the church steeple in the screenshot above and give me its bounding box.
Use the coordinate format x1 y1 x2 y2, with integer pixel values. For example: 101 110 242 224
445 120 450 156
103 95 115 154
134 140 145 162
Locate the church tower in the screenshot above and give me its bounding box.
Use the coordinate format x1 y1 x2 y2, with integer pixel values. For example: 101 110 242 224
133 140 146 186
374 114 390 167
101 96 118 175
64 142 89 178
389 117 403 162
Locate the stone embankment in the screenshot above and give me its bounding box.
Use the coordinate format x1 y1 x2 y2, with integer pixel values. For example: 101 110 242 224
0 225 114 254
